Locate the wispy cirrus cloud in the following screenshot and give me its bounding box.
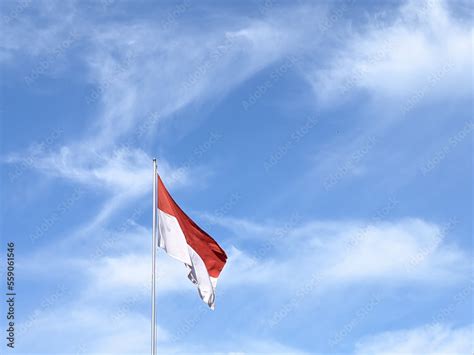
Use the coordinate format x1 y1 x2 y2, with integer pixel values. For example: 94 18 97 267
6 144 187 195
2 0 325 216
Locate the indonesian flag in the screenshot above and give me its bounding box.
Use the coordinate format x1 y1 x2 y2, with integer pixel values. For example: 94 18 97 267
157 175 227 309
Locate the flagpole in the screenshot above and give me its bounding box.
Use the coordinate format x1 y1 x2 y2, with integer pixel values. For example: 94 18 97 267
151 158 157 355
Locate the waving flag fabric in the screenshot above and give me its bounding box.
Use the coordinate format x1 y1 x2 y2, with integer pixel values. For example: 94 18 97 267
157 175 227 309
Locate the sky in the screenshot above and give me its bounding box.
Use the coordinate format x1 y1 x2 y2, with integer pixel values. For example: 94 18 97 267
0 0 473 354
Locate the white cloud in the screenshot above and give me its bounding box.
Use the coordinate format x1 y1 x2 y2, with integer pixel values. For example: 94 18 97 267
311 0 472 106
2 1 319 221
4 142 191 238
81 8 313 146
17 297 307 354
0 1 78 64
354 323 473 355
1 0 329 148
16 302 169 354
44 215 465 310
322 219 465 283
85 251 194 298
16 221 311 354
291 1 473 196
18 216 470 353
6 144 188 194
207 216 469 289
213 338 308 354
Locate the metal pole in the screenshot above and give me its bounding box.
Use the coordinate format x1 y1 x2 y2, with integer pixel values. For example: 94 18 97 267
151 158 157 355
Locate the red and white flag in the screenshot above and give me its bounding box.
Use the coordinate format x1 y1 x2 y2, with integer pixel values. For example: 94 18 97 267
157 175 227 309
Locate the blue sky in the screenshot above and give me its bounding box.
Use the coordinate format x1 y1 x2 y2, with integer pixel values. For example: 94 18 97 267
0 0 472 354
